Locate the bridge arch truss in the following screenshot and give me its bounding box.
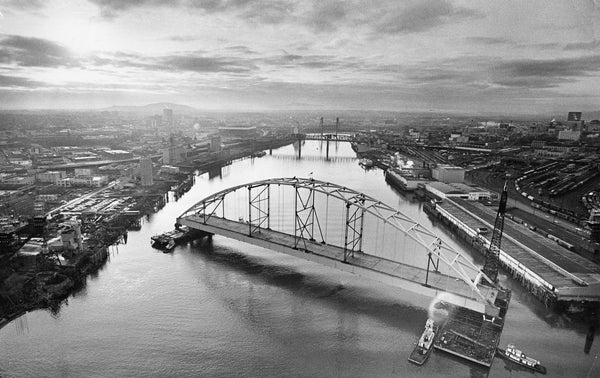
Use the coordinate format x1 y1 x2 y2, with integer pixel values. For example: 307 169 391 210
179 177 496 304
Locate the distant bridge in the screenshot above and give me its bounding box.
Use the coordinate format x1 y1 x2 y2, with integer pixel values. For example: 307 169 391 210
299 133 355 142
268 154 357 164
293 133 355 158
177 177 501 316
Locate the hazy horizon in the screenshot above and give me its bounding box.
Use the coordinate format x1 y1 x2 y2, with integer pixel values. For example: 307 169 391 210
1 1 599 114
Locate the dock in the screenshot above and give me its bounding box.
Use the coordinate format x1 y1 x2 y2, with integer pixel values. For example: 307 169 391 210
427 198 600 306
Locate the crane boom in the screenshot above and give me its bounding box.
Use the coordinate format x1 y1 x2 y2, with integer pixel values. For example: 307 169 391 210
482 180 508 283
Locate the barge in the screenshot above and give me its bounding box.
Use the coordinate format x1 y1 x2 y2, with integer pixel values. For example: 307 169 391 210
151 225 199 251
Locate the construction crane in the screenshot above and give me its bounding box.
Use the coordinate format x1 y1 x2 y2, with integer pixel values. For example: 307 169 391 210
482 180 509 284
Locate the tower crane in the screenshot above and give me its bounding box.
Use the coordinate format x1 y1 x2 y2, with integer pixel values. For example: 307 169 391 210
482 180 509 284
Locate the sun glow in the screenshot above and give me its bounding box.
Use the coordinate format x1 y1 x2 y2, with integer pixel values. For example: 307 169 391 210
47 14 109 54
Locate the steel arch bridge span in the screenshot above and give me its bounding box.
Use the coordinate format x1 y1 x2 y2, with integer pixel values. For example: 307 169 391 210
178 177 500 315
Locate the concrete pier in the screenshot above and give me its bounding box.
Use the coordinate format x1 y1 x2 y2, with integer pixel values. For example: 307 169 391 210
429 198 600 306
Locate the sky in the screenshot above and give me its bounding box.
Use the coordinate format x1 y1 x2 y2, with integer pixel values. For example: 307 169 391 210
0 0 599 114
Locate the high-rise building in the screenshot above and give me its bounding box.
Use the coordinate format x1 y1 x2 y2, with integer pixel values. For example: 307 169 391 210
140 157 154 186
566 111 584 131
162 145 186 164
147 115 161 128
163 108 174 128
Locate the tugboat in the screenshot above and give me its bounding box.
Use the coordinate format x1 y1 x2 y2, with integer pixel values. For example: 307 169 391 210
496 344 547 374
408 318 438 365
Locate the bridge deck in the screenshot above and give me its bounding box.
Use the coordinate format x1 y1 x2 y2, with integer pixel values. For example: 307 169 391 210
179 215 499 314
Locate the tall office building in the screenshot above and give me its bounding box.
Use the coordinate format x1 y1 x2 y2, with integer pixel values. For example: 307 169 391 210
163 108 174 128
140 157 154 186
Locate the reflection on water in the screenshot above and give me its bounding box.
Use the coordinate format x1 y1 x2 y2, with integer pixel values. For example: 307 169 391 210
585 325 595 354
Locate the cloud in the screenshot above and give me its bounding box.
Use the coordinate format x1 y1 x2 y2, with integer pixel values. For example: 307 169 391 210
87 50 256 74
87 0 164 19
495 55 600 79
396 54 600 90
492 76 569 89
225 45 257 54
0 35 74 67
259 52 366 73
564 41 600 51
0 74 44 87
372 0 481 35
466 37 513 45
159 54 255 73
0 0 45 10
305 0 348 32
88 0 295 21
237 0 296 24
167 35 202 42
90 49 358 75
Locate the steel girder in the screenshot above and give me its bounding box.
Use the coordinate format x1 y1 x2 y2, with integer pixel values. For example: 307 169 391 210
178 177 496 304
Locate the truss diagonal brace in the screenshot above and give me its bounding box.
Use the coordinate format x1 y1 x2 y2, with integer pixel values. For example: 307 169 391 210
343 195 365 262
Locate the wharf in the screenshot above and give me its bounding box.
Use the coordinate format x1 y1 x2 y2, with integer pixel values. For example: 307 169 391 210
433 198 600 305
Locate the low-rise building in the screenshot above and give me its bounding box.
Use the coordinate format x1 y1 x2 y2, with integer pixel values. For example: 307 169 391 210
160 165 180 175
37 171 66 184
558 130 581 141
0 175 35 186
432 165 465 183
70 175 108 187
424 182 492 201
218 125 257 139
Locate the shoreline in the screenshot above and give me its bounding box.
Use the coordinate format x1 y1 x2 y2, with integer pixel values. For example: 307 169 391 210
0 138 296 330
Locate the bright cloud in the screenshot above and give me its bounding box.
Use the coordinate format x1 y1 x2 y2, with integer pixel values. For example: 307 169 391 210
0 0 598 113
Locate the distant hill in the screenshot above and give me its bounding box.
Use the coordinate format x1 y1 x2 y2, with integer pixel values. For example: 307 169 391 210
584 111 600 120
102 102 198 114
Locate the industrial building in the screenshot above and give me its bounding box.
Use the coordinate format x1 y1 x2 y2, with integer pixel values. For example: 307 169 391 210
432 165 465 183
139 157 154 186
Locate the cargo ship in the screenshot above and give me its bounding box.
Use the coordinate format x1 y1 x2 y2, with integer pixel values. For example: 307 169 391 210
496 344 547 374
408 318 438 365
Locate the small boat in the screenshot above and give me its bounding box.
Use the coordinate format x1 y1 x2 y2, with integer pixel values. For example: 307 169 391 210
408 318 438 365
496 344 547 374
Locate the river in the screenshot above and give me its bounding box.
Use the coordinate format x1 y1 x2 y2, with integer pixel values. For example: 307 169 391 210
1 141 598 377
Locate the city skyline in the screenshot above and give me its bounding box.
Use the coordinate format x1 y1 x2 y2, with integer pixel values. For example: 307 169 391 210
0 0 599 114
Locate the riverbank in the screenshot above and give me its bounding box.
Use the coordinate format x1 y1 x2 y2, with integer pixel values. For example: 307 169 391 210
0 137 296 325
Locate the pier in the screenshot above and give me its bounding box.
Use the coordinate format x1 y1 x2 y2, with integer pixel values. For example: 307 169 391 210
427 198 600 307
